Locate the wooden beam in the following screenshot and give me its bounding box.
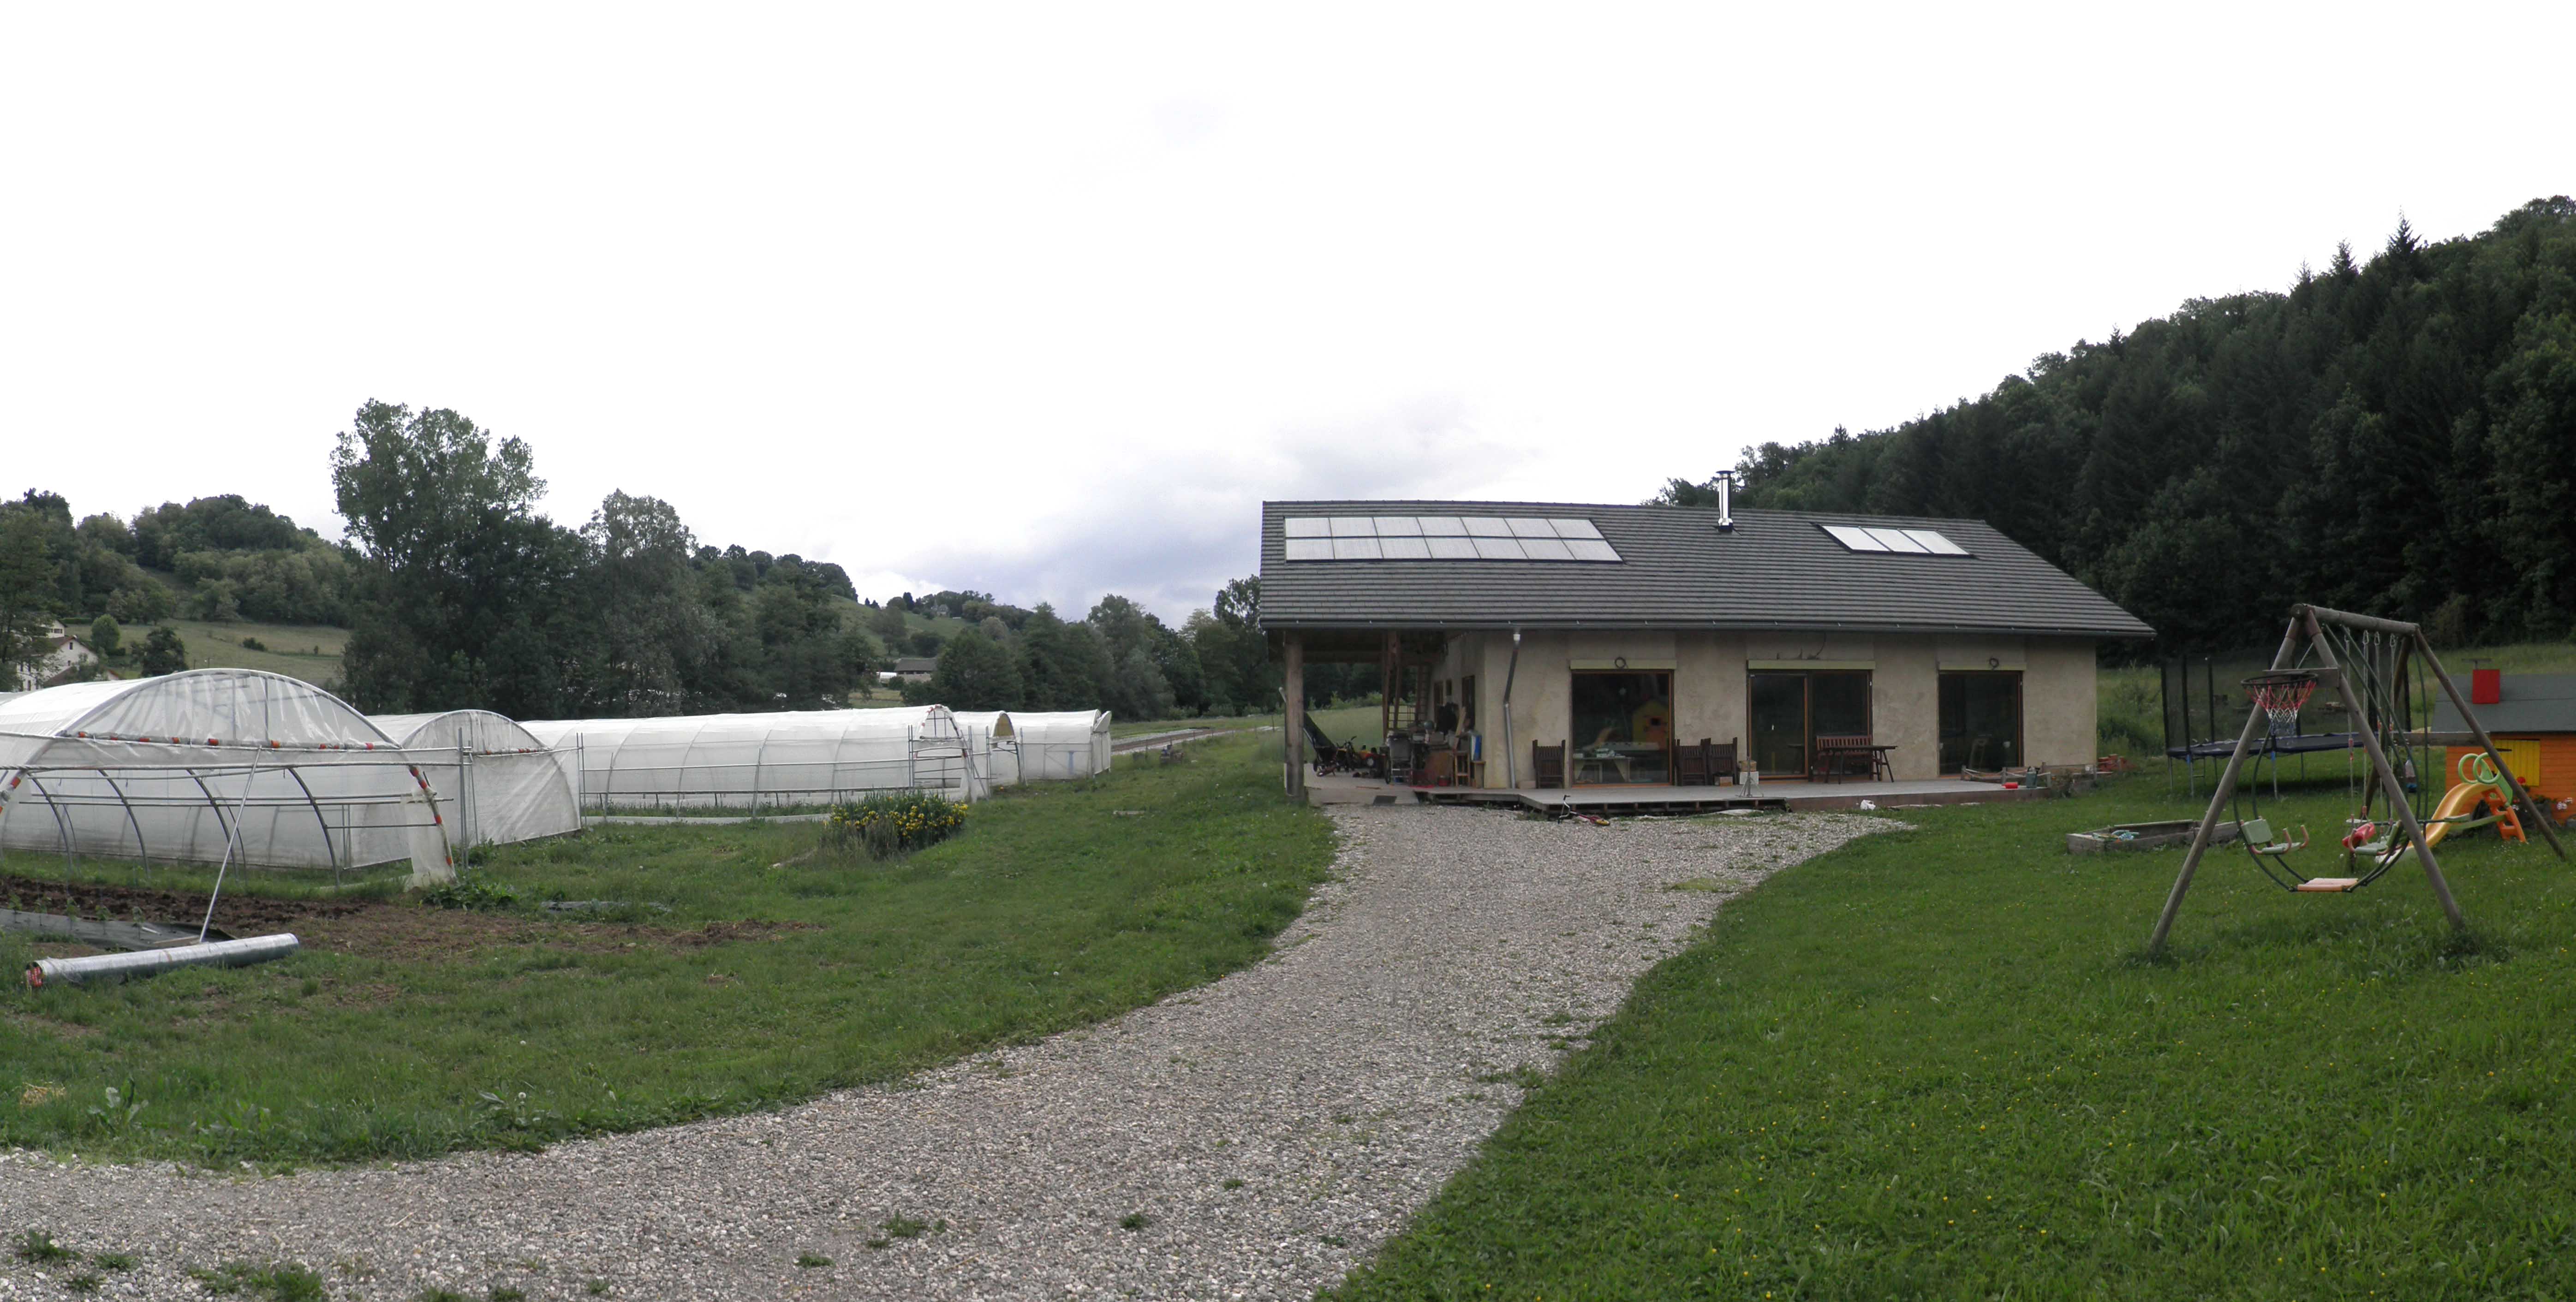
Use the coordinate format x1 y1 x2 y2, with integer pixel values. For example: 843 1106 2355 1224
2295 604 2422 637
2411 630 2566 860
2304 609 2467 932
2151 618 2301 952
1283 632 1306 799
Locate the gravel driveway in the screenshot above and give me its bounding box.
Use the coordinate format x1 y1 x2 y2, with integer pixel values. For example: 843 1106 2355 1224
1 805 1891 1301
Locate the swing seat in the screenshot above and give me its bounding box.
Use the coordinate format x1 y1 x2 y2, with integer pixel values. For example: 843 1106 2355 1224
2240 817 2308 856
2295 877 2362 892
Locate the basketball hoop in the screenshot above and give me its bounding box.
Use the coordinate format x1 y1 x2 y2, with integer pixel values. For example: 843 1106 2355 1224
2243 669 2317 735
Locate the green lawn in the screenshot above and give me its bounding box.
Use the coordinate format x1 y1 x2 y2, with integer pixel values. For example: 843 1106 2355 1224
1329 767 2576 1300
0 732 1332 1167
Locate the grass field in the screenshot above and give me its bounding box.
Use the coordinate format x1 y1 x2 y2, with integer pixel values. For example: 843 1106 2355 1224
1110 701 1381 741
1327 767 2576 1299
0 732 1332 1167
163 619 348 686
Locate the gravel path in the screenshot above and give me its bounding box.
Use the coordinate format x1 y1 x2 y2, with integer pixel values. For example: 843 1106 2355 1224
1 806 1892 1301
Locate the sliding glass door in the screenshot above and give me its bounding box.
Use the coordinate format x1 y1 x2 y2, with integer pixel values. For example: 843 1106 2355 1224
1939 672 2021 773
1570 671 1672 785
1747 671 1872 779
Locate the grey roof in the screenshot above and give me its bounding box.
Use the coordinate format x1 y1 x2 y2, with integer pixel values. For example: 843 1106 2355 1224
893 657 940 673
2430 674 2576 735
1258 500 2153 638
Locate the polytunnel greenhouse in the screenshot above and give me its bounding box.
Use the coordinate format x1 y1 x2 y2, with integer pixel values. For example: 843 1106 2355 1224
516 704 986 814
0 670 451 882
1010 710 1115 780
948 711 1021 787
367 710 581 849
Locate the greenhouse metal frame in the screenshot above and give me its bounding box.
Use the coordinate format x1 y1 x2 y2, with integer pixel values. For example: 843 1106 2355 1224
1010 710 1115 781
517 704 989 814
368 710 582 850
0 670 453 885
948 711 1021 788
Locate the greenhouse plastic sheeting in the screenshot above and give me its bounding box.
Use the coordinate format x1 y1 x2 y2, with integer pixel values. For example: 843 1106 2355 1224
517 705 985 812
947 711 1020 788
369 711 581 849
1011 710 1114 780
0 671 451 877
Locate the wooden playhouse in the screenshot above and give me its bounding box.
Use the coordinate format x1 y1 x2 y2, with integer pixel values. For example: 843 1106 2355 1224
2431 671 2576 825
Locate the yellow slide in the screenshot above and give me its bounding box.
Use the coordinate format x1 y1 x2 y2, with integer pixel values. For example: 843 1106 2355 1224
2419 781 2523 851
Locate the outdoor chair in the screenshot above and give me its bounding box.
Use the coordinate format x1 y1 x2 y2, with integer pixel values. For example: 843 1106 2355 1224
1813 734 1877 783
1711 739 1741 784
1532 741 1566 790
1675 739 1712 786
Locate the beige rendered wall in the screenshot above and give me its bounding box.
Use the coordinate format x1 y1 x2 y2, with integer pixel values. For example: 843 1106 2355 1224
2023 636 2100 767
1443 627 2096 784
1673 631 1747 753
1869 635 1941 779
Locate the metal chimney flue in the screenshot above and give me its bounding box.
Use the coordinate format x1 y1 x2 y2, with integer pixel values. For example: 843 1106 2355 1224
1715 470 1735 532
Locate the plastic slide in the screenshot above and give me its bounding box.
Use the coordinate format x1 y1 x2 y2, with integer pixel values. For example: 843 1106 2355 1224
2419 780 2524 851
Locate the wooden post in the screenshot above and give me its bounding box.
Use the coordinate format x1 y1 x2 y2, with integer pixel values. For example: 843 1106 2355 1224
2410 630 2566 860
1283 632 1306 799
2302 609 2467 932
2150 620 2301 952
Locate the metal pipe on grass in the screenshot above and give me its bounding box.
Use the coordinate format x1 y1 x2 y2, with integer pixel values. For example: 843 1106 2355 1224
28 933 301 989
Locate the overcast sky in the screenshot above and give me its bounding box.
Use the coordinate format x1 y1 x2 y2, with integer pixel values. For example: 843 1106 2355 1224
5 4 2569 622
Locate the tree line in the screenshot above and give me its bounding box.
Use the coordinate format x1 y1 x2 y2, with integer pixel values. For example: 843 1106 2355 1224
6 399 1311 722
1660 196 2576 654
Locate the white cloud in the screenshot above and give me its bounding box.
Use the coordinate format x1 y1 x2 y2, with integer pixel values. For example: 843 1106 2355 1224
3 3 2569 622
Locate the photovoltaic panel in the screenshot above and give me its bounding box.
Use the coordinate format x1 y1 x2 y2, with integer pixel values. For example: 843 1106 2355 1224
1280 517 1623 562
1819 522 1972 557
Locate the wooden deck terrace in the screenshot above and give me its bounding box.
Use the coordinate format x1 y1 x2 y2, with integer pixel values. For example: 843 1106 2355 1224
1301 770 2045 814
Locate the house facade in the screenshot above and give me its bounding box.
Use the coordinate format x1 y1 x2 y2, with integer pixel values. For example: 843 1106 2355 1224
1258 499 2153 793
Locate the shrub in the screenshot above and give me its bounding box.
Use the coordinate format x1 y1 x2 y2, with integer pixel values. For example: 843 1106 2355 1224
824 792 967 860
422 876 519 911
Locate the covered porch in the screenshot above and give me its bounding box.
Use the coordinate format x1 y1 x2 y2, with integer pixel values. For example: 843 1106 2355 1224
1297 766 2044 813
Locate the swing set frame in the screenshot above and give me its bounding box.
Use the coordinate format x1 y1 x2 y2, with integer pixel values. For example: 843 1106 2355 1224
2147 604 2565 952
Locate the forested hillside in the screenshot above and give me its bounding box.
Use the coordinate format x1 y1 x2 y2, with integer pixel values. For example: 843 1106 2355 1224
1663 197 2576 652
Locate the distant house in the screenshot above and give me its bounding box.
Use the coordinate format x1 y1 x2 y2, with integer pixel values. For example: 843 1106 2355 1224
892 656 940 684
13 622 119 691
1259 499 2152 794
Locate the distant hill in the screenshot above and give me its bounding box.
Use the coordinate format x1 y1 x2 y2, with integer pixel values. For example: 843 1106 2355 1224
1663 197 2576 653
